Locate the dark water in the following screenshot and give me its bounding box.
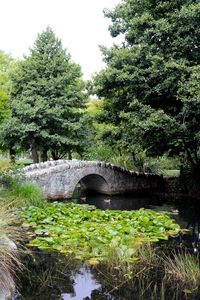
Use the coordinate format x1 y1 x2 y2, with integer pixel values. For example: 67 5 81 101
15 194 200 300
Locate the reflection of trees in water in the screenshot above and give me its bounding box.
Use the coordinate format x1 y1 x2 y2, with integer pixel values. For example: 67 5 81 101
16 250 80 300
176 202 200 252
16 251 113 300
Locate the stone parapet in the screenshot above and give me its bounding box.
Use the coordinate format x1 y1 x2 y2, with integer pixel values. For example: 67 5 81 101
22 160 165 199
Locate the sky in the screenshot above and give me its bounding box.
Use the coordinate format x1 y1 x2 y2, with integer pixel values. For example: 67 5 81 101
0 0 121 79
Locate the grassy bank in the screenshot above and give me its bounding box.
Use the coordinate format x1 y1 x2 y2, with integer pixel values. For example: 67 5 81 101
0 160 45 294
0 202 21 296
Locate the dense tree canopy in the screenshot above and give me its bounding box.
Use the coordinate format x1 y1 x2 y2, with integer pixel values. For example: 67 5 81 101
0 27 87 162
94 0 200 169
0 51 12 123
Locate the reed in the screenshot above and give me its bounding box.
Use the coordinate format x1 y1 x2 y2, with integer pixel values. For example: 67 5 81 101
164 250 200 289
0 202 22 296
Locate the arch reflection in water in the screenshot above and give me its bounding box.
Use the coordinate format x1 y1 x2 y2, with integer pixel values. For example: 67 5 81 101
78 194 164 211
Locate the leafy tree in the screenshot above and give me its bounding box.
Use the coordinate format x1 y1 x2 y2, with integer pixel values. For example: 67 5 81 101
0 51 12 123
94 0 200 172
1 27 87 162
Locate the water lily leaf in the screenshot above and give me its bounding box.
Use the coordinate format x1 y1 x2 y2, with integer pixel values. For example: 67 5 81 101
20 203 182 261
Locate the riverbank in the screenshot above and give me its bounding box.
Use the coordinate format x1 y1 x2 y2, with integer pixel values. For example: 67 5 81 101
0 202 21 299
0 169 200 299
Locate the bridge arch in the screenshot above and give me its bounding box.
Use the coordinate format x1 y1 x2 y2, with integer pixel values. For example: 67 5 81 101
67 170 110 198
75 174 109 195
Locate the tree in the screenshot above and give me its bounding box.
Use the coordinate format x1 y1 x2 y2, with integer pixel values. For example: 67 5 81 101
0 51 15 160
0 50 12 123
1 27 87 162
94 0 200 171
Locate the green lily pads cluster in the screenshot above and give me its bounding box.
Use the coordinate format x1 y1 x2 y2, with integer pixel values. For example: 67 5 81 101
20 202 181 261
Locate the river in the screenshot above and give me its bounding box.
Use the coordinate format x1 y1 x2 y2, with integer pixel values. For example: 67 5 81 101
15 194 200 300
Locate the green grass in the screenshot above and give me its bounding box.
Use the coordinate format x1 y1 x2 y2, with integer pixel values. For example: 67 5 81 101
0 176 45 208
16 158 33 166
8 182 46 207
162 169 180 177
0 164 44 293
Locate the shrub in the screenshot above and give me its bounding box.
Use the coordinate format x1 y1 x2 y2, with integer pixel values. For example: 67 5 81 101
0 157 11 171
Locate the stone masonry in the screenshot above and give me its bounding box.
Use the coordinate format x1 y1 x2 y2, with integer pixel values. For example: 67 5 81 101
22 159 165 199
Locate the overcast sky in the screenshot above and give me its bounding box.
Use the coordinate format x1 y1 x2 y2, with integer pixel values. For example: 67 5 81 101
0 0 121 79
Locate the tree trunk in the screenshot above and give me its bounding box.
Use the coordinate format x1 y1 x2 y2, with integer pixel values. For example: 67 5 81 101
29 139 39 163
9 146 16 164
31 147 39 164
51 150 59 160
68 151 72 160
41 149 48 162
51 150 56 160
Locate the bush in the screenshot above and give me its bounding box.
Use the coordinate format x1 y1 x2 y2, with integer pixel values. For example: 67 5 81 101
180 164 200 193
0 157 11 171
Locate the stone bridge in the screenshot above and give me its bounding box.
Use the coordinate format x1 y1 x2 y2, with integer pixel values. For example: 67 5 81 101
22 160 165 199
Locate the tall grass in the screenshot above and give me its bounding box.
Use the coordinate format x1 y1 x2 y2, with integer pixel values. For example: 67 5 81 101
0 202 22 296
94 240 160 298
164 250 200 289
0 156 45 208
94 244 200 299
0 176 46 208
8 182 46 207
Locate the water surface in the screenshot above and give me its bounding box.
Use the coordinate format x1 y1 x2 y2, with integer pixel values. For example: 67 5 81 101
16 194 200 300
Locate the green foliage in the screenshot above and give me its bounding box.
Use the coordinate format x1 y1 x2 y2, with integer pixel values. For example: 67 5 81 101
85 98 104 116
0 157 11 171
94 0 200 174
0 50 12 124
83 98 135 168
20 202 181 261
179 164 200 195
83 144 115 161
0 27 87 161
0 156 44 207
